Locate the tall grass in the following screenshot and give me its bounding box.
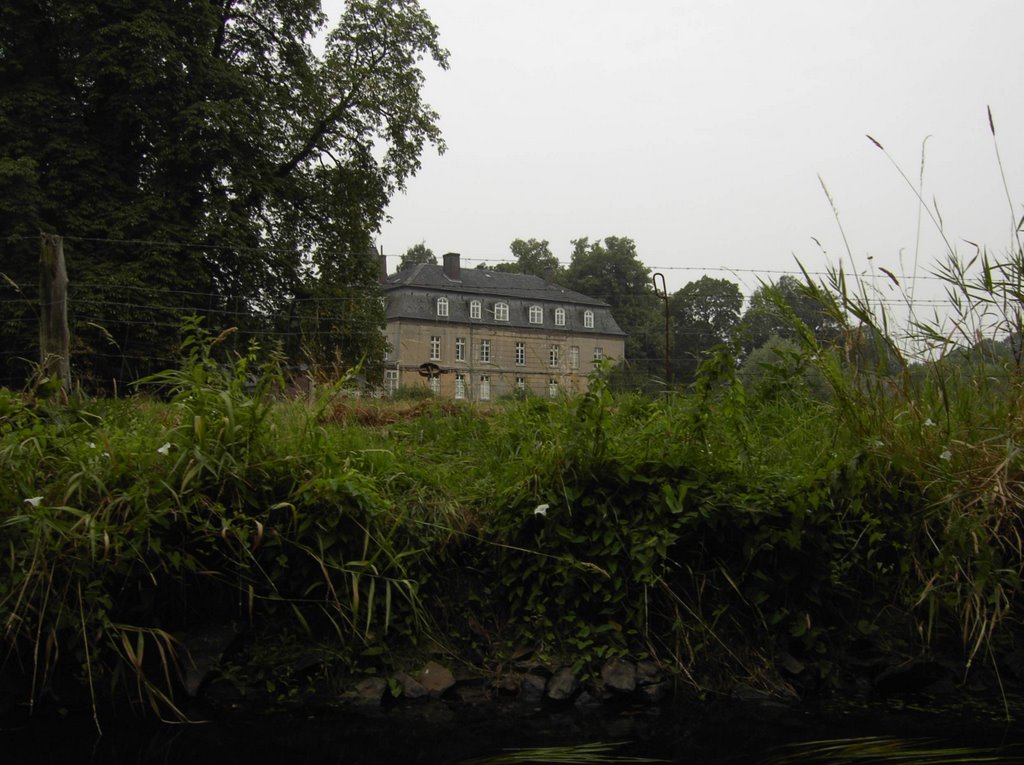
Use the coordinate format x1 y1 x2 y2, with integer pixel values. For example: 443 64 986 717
777 110 1024 686
0 320 443 725
4 117 1024 721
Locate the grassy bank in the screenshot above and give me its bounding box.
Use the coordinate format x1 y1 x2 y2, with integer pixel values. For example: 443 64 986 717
2 262 1024 723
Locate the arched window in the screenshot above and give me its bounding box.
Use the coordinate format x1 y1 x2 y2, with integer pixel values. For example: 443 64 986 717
554 307 565 326
470 300 481 319
436 296 448 317
494 302 509 321
529 305 543 324
583 309 594 329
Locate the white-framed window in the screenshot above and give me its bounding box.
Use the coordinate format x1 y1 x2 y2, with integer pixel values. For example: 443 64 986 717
455 373 466 400
429 376 440 395
548 379 558 398
529 305 543 324
436 296 448 317
554 307 565 326
430 336 441 361
515 341 525 366
479 375 490 401
494 302 509 321
549 345 559 367
583 309 594 328
593 346 604 361
515 376 525 391
470 300 481 319
479 339 491 363
455 337 466 362
569 346 580 369
384 370 399 395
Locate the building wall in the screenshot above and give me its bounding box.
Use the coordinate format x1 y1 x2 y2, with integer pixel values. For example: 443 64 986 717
384 319 624 399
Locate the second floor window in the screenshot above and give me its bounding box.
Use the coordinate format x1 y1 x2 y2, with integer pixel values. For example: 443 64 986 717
549 345 559 367
569 346 580 369
593 346 604 361
583 310 594 328
480 339 491 363
515 341 525 366
470 300 481 319
494 302 509 321
455 337 466 361
529 305 543 324
554 307 565 326
436 296 448 317
430 336 441 361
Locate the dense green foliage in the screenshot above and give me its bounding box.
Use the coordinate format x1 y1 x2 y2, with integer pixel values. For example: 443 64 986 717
0 0 448 387
3 263 1023 720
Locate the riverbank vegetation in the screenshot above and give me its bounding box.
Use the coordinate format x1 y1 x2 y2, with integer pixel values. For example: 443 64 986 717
3 238 1023 725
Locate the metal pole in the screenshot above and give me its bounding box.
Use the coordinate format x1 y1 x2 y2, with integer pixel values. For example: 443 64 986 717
653 272 670 386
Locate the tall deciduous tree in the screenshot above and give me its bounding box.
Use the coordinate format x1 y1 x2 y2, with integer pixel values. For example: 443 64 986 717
742 275 842 352
563 236 661 382
670 276 743 382
0 0 448 386
491 238 560 278
399 242 436 269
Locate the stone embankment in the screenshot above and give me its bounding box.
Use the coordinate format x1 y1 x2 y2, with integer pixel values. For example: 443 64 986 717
339 656 671 709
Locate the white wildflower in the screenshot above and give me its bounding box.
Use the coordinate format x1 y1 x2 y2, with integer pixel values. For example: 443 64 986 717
24 496 43 507
157 442 172 455
872 440 884 449
87 442 96 449
533 503 549 517
940 449 952 462
924 418 935 427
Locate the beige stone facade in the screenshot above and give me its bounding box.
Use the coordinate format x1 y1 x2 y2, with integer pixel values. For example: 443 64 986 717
384 320 624 400
381 253 626 400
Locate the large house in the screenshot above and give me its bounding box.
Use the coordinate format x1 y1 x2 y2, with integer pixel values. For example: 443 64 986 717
381 252 626 399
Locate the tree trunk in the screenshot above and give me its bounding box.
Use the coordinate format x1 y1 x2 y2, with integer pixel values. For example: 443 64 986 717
39 233 70 391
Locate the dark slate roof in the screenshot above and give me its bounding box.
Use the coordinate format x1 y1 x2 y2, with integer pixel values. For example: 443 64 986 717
383 264 626 336
384 263 604 303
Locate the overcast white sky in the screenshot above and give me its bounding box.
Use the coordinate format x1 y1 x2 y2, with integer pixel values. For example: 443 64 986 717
326 1 1024 300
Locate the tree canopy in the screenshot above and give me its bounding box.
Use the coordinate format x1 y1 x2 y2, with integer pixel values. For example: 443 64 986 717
0 0 448 387
669 276 743 382
741 275 843 352
399 242 436 269
562 236 661 382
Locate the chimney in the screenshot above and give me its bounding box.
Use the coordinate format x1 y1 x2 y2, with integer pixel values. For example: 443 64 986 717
544 267 554 287
378 247 388 283
442 252 461 281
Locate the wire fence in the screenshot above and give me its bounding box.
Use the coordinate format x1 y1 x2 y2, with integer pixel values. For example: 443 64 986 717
1 233 1014 390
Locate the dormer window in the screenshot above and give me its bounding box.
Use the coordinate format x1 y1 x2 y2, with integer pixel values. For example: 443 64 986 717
470 300 481 319
436 296 449 317
494 302 509 321
583 309 594 329
529 305 543 324
554 307 565 326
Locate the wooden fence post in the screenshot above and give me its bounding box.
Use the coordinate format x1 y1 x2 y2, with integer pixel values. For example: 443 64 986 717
39 232 70 391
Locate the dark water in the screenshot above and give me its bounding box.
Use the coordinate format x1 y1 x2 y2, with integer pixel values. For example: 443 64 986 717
4 696 1024 764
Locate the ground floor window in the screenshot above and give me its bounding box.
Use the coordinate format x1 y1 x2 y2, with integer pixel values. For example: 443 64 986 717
384 369 399 395
479 375 490 401
548 378 558 398
429 376 440 395
455 373 466 400
515 376 525 391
